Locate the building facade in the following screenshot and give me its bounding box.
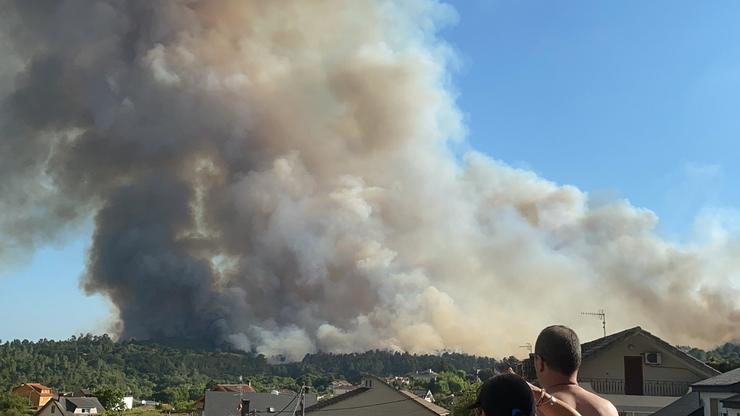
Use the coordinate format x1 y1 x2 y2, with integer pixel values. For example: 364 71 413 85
576 327 719 416
36 397 105 416
12 383 55 409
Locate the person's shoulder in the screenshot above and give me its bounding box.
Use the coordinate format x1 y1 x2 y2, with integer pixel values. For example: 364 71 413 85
576 388 618 416
583 389 619 416
598 397 619 416
596 399 618 416
550 389 578 408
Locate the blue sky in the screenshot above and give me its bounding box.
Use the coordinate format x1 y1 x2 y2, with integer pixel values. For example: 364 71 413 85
2 0 740 342
442 0 740 237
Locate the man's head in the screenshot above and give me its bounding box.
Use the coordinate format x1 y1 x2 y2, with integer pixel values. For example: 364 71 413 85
534 325 581 383
468 373 534 416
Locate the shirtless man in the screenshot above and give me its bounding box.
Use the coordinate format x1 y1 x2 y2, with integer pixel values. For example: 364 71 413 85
533 325 618 416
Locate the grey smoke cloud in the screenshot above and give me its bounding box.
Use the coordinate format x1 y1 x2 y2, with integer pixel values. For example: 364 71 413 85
2 0 740 360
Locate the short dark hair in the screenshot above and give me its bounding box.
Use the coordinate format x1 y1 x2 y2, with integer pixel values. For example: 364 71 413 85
468 374 534 416
534 325 581 375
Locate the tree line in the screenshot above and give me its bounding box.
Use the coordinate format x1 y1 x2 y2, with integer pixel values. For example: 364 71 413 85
683 342 740 373
4 334 735 414
0 335 507 406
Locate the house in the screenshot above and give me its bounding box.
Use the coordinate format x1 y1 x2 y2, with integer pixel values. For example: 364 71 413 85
406 369 439 383
69 388 132 410
36 397 105 416
412 388 436 403
576 327 720 415
330 381 360 396
202 390 317 416
305 375 449 416
73 390 91 398
12 383 56 409
682 366 740 416
519 327 720 416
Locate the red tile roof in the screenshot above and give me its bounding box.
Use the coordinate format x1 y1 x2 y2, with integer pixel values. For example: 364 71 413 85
15 383 53 394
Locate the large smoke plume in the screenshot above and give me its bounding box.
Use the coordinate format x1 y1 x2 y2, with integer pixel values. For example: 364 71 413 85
2 0 740 360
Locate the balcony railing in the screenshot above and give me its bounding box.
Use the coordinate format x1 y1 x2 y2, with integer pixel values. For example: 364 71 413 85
579 378 689 397
644 380 690 397
582 378 624 395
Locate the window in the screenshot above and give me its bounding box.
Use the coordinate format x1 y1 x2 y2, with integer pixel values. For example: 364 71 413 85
51 406 55 414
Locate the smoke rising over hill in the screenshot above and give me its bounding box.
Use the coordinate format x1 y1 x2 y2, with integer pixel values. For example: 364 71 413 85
2 0 740 360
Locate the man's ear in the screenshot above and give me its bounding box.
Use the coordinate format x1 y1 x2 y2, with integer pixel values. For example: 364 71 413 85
537 358 546 373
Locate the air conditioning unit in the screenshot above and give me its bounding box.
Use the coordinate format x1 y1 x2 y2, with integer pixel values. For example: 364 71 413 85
644 352 662 365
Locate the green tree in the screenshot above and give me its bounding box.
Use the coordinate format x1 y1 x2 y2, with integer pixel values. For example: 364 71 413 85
93 386 125 411
446 374 465 394
451 382 480 416
0 392 33 416
172 400 195 413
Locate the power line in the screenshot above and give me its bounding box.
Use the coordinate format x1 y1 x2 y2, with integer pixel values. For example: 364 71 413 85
289 386 303 416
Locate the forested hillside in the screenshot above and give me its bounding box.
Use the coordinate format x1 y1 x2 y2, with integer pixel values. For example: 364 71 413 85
684 342 740 373
0 335 504 403
5 334 735 409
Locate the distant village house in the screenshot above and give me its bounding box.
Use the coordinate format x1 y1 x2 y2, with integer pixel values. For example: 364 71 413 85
36 397 105 416
411 388 436 403
406 369 439 383
329 380 360 396
11 383 55 409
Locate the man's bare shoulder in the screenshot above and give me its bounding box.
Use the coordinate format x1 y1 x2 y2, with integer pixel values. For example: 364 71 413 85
552 387 618 416
573 387 618 416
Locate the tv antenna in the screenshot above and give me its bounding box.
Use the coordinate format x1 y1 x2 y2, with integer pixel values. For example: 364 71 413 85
519 343 532 354
581 309 606 338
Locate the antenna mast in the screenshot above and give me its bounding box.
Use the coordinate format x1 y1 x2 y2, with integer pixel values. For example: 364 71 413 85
581 309 606 338
519 343 533 354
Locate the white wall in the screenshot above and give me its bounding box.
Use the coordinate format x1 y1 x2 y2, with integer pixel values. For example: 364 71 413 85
123 396 134 410
72 408 97 414
580 332 709 385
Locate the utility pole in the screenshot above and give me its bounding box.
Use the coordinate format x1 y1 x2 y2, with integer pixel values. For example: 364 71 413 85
581 309 606 338
239 375 243 414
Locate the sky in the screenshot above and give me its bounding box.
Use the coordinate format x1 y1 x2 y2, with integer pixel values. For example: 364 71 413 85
2 0 740 350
